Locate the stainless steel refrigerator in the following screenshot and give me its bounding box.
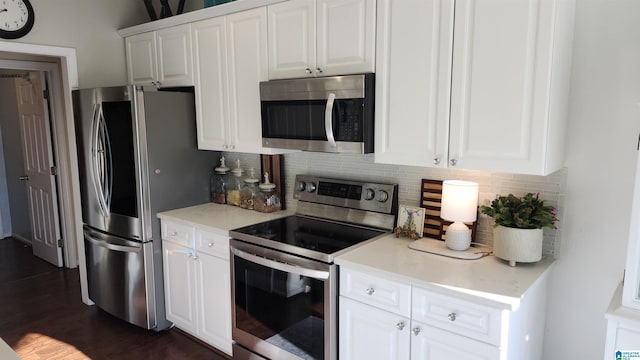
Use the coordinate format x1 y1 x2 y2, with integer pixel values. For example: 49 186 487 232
72 86 215 331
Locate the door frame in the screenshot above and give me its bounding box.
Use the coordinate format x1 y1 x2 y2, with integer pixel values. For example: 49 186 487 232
0 42 87 303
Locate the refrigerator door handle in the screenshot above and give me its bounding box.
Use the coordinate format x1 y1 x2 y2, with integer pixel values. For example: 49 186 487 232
91 103 110 218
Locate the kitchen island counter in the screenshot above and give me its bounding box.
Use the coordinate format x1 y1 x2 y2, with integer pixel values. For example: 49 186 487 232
335 234 555 311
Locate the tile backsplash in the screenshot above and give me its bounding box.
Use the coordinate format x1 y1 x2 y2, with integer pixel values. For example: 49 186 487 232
222 151 567 257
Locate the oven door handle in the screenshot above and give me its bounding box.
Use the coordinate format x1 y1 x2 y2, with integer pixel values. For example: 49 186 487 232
231 246 330 280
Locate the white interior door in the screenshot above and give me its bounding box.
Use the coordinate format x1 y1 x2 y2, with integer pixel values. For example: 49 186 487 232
14 72 63 267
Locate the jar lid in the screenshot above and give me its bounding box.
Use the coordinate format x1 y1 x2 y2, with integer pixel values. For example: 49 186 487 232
244 168 259 184
231 159 244 176
259 172 276 190
214 156 230 174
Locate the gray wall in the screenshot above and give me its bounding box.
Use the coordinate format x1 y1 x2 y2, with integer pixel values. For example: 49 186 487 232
0 79 31 240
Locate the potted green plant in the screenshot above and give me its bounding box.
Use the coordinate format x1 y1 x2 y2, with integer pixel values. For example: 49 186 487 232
480 192 558 266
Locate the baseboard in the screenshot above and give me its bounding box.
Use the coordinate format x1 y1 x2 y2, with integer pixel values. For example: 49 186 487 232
11 234 32 246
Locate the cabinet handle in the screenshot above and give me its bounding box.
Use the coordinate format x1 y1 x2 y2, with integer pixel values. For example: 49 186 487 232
396 321 405 330
449 159 458 166
411 327 421 336
447 312 457 322
171 231 178 236
365 287 375 296
229 144 235 150
222 144 228 149
316 67 323 74
208 242 214 248
305 67 313 74
433 158 440 165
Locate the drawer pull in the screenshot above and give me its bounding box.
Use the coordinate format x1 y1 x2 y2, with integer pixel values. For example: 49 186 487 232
171 231 178 236
396 321 405 330
447 312 457 322
411 327 421 336
208 242 214 248
365 287 375 296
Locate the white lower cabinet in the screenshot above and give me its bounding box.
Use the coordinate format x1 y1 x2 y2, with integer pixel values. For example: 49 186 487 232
161 220 232 355
339 266 548 360
340 296 410 360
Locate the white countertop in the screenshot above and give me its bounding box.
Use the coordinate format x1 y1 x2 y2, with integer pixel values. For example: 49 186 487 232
157 202 294 237
335 234 555 311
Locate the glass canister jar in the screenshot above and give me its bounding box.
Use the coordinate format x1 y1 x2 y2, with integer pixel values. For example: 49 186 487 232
254 172 282 213
226 159 245 207
239 168 260 210
210 156 230 204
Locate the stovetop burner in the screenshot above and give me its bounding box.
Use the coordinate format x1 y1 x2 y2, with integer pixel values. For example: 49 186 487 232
230 175 398 263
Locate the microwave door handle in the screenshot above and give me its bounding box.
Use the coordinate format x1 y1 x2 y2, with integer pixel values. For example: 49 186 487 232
324 93 337 148
91 103 110 218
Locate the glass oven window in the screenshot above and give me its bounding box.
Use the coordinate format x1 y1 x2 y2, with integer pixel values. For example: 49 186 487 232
234 255 325 360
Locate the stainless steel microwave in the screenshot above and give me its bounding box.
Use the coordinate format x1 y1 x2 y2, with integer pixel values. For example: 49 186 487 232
260 73 374 154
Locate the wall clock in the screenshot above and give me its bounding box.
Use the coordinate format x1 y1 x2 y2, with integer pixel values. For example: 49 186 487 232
0 0 34 39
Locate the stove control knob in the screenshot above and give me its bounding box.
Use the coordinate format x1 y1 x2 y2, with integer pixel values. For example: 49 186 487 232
377 190 389 202
296 181 306 192
364 188 375 200
305 182 317 193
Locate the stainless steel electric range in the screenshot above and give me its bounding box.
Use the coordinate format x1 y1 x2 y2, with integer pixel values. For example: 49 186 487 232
229 175 398 360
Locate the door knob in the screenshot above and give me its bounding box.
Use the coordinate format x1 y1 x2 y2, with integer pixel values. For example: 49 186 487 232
19 175 29 181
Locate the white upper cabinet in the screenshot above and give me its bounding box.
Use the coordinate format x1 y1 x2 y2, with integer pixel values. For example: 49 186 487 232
374 0 454 168
192 7 284 154
448 0 574 174
375 0 575 175
192 16 228 151
267 0 375 79
126 24 194 87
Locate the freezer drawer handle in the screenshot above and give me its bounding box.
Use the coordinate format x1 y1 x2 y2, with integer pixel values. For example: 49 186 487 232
85 233 142 253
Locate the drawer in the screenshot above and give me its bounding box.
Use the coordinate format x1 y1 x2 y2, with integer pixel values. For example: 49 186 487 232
340 266 411 317
195 229 230 260
161 220 194 247
412 287 504 346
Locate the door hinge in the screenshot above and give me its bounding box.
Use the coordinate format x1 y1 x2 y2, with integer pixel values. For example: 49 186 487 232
50 166 57 176
43 88 49 100
57 238 64 248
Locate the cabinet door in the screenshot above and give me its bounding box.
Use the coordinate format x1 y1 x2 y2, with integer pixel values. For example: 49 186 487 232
448 0 562 174
156 24 194 87
126 31 157 85
339 297 410 360
225 7 269 154
195 252 232 355
374 0 454 167
267 0 316 79
162 241 198 334
192 16 230 151
412 323 500 360
316 0 375 76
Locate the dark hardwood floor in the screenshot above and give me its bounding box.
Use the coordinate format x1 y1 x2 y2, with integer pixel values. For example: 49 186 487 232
0 238 228 360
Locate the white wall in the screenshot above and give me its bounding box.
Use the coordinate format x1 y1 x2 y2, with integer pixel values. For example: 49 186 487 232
544 0 640 358
8 0 150 87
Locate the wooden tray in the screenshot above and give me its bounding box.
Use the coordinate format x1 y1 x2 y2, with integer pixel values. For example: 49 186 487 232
420 179 477 241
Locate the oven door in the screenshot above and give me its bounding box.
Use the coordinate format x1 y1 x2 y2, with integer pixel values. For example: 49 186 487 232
230 240 336 360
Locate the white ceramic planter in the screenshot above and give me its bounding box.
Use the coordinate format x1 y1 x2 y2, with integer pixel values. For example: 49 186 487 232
492 225 543 266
